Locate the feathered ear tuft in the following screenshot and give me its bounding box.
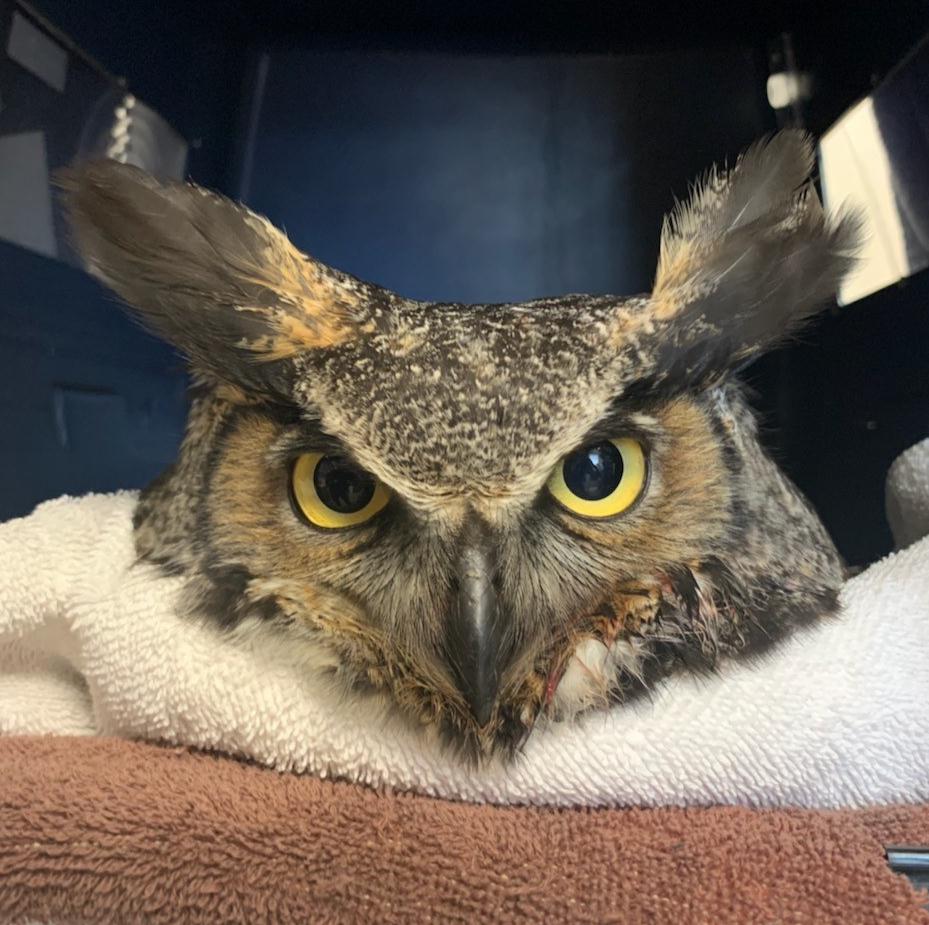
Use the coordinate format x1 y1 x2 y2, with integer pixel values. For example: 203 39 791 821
57 161 386 399
636 130 861 394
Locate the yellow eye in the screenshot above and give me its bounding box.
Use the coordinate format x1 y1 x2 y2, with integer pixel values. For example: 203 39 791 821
290 452 390 529
547 437 647 519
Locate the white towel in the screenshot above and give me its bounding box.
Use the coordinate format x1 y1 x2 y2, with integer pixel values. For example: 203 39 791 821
1 445 928 809
887 436 929 551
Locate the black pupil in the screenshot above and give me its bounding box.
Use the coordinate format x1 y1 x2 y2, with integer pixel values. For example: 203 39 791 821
562 441 624 501
313 456 376 513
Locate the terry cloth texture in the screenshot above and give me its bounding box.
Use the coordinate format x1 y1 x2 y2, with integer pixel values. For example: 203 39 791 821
1 735 928 925
887 436 929 551
1 485 929 808
0 430 929 808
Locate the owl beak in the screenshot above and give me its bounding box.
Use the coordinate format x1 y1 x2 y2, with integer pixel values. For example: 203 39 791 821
444 517 505 728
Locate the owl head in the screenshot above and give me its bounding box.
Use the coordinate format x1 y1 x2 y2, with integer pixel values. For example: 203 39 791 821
60 131 858 759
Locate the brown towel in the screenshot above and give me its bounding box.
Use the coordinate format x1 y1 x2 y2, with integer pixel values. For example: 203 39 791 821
1 736 927 924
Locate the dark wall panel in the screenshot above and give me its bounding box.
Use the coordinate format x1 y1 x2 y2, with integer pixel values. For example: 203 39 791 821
32 0 245 190
0 242 186 521
747 274 929 566
244 47 768 303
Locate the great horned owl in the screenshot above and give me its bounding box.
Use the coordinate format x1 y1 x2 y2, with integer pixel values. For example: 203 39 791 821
60 131 858 759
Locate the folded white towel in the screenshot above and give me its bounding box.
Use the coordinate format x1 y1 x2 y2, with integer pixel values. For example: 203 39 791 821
887 436 929 551
2 446 928 809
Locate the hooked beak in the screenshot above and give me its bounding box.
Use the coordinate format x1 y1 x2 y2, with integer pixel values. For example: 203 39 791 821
443 516 506 727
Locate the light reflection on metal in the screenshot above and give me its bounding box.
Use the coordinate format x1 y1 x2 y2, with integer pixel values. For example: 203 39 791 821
98 92 187 181
766 71 811 111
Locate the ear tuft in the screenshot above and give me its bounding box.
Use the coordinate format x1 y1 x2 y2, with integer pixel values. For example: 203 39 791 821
641 130 862 391
57 161 381 397
657 130 817 273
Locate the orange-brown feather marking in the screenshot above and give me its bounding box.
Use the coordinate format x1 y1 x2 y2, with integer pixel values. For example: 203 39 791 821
233 222 365 358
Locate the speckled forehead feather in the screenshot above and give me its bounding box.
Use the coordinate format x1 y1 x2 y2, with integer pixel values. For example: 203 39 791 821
295 295 652 499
